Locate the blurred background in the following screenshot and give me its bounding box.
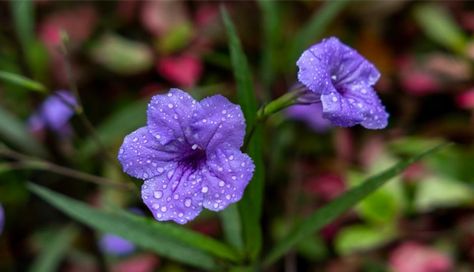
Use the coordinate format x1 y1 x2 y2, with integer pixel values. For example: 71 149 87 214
0 0 473 271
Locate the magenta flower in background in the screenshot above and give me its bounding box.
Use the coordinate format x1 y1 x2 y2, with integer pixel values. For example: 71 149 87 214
118 89 255 224
157 55 203 88
28 90 77 137
286 103 332 132
99 234 135 256
389 242 452 272
297 37 389 129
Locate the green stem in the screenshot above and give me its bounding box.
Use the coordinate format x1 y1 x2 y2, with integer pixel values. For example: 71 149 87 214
244 90 301 149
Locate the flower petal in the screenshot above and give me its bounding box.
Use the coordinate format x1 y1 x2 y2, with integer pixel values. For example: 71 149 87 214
118 127 180 179
147 88 200 145
202 148 255 211
141 165 204 224
321 86 388 129
191 95 246 151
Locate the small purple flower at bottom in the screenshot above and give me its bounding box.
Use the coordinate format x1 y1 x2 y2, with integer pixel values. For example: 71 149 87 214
28 90 77 137
286 103 332 132
118 89 255 224
297 37 389 129
99 234 135 256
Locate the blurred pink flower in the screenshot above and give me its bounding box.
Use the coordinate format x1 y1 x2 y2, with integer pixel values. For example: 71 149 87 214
456 89 474 109
39 5 97 49
304 173 346 201
157 55 203 88
389 242 452 272
402 163 429 183
398 56 440 96
141 1 189 37
112 254 159 272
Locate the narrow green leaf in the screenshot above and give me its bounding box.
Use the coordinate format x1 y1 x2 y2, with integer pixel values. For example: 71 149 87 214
414 4 467 54
10 0 35 50
263 142 450 266
221 7 258 128
258 0 280 95
220 204 244 251
0 71 47 93
29 184 236 270
0 106 47 157
221 7 265 261
79 100 147 157
288 0 349 69
29 225 78 272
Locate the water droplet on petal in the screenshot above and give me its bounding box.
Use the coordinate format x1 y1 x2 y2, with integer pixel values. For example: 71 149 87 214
154 191 163 199
184 198 192 207
201 186 208 193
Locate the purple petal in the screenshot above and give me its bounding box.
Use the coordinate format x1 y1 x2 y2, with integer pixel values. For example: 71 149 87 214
99 234 135 256
41 90 77 131
286 103 332 132
0 204 4 235
141 166 204 224
203 148 255 211
190 95 246 151
118 127 180 180
321 86 388 129
147 88 200 145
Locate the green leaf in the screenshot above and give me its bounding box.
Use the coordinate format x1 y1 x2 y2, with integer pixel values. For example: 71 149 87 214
258 0 280 94
221 7 264 261
415 176 473 211
79 100 147 157
262 142 449 267
221 7 258 128
335 224 395 255
0 106 47 157
10 0 35 50
220 204 244 251
0 71 47 93
29 184 239 270
287 0 350 69
414 4 467 54
29 225 78 272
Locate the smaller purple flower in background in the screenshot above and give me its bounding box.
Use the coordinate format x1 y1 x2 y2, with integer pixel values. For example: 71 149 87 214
99 234 135 256
0 204 4 235
286 103 332 132
118 89 255 224
297 37 389 129
28 90 77 137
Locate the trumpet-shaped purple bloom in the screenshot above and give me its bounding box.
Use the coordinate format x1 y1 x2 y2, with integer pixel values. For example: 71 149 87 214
28 90 77 136
297 37 388 129
118 89 254 224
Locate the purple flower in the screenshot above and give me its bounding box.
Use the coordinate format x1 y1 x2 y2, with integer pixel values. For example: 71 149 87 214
118 89 255 224
28 90 77 136
0 204 4 235
99 234 135 256
297 37 389 129
286 103 332 132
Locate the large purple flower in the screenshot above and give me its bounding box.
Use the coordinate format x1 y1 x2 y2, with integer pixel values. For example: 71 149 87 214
118 89 254 224
297 37 389 129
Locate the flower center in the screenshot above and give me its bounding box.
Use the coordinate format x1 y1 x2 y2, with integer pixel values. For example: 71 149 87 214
180 144 207 170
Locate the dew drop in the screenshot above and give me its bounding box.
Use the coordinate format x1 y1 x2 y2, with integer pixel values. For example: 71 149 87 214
168 103 174 109
157 167 164 173
191 144 198 150
219 181 225 187
201 186 209 193
184 198 192 207
161 206 167 212
154 191 163 199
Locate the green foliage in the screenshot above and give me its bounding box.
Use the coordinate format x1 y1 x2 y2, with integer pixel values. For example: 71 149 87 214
335 224 395 255
221 7 265 261
29 183 242 270
0 71 47 93
414 4 468 55
263 142 449 267
29 225 79 272
0 106 47 157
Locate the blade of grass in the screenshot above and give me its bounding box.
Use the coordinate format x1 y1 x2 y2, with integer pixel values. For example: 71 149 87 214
263 142 450 267
29 183 237 270
0 71 47 93
29 225 78 272
258 0 280 97
10 0 34 50
0 106 47 157
220 204 244 251
221 7 265 261
287 0 350 69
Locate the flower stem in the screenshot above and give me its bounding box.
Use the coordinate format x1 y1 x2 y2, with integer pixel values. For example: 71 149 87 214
0 148 134 191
